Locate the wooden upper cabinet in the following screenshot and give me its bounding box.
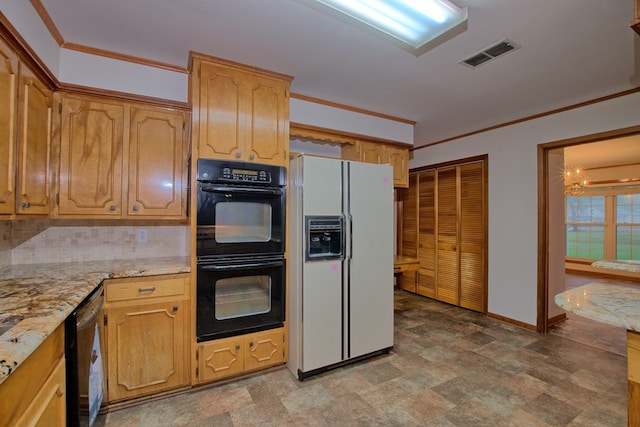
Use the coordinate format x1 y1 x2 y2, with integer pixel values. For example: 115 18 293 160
193 56 291 166
128 106 188 218
0 39 18 215
342 140 409 188
16 64 52 215
56 93 188 219
383 145 409 188
58 95 124 216
0 39 53 217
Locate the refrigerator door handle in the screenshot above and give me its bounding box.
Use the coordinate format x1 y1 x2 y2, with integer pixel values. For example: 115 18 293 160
347 213 353 260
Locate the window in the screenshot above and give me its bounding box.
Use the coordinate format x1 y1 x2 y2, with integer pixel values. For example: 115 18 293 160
616 194 640 259
566 196 604 259
566 192 640 261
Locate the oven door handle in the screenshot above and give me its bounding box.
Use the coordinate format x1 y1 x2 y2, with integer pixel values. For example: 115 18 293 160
200 186 284 196
200 261 284 271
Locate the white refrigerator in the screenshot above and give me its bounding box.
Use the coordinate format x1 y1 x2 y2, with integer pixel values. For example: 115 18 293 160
288 155 394 380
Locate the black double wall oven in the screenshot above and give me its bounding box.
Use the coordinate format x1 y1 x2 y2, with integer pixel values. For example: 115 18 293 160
196 158 286 342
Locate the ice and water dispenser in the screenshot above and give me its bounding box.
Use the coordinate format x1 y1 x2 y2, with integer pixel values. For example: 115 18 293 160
305 216 344 261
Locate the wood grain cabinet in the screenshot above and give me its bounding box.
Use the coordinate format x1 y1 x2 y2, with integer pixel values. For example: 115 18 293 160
0 38 53 217
196 328 285 383
342 140 409 188
190 53 292 166
398 160 487 312
56 93 188 219
103 274 190 403
0 324 66 427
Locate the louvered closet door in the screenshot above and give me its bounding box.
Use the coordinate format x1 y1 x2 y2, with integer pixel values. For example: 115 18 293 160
436 167 459 304
399 174 418 292
417 171 436 298
459 162 486 311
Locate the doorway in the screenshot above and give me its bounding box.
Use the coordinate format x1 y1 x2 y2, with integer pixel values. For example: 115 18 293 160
537 125 640 332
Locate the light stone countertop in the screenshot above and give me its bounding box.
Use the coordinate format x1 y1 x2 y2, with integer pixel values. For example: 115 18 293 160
554 282 640 332
0 257 190 385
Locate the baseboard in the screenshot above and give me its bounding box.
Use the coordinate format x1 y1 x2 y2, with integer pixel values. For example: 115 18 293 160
487 312 537 331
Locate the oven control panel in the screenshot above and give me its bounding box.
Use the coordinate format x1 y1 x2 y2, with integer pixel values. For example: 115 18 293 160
221 167 270 183
197 158 286 186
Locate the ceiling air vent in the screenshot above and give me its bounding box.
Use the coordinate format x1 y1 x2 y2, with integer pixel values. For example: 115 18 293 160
460 39 520 68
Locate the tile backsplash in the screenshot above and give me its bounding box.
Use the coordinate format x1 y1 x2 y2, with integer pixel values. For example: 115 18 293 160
4 219 189 265
0 221 10 268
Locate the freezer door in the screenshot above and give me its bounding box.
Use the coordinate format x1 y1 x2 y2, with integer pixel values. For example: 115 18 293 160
344 161 394 359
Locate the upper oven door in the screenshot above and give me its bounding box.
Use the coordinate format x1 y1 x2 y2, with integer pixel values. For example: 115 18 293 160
197 183 285 257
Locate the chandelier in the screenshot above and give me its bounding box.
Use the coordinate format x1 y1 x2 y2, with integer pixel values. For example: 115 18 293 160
564 167 588 195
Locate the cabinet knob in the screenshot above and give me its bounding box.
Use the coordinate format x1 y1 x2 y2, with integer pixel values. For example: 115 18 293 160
172 305 178 312
132 205 139 212
249 341 254 347
235 152 241 158
249 154 254 160
21 202 30 208
235 344 240 351
109 205 116 211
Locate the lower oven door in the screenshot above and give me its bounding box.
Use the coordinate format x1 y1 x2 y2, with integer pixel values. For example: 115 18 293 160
196 256 285 342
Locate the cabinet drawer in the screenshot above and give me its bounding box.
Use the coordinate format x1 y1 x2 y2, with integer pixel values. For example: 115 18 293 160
105 275 186 303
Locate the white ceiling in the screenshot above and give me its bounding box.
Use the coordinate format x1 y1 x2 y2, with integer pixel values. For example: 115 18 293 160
38 0 640 165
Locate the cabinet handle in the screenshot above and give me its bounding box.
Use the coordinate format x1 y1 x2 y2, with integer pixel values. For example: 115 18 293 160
138 286 156 293
451 244 457 251
132 205 139 212
235 152 241 158
109 205 116 211
21 202 30 208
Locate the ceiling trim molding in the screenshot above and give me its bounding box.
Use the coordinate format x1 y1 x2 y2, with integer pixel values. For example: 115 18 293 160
291 93 416 125
412 86 640 152
31 0 188 74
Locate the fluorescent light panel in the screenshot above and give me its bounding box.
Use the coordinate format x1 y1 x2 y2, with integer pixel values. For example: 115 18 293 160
311 0 467 49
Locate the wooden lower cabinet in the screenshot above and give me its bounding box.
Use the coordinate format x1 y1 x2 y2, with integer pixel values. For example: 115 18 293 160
0 324 65 427
104 274 190 403
197 328 285 383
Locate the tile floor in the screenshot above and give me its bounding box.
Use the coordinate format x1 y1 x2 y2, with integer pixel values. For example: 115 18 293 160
97 275 632 426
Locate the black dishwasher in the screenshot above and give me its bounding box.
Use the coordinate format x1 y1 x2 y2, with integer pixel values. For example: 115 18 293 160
65 284 105 427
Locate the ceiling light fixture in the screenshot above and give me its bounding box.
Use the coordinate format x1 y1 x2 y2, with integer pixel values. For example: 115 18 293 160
297 0 468 56
564 167 588 196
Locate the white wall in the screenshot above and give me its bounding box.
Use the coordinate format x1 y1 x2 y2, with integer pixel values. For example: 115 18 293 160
411 91 640 326
0 1 60 74
291 98 414 145
59 50 188 102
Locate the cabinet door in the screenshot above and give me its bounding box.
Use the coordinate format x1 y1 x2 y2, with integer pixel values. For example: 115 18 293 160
418 171 437 298
459 162 486 311
198 336 244 383
58 96 124 216
436 167 459 304
0 40 18 215
243 329 285 372
128 106 187 217
106 300 187 402
196 61 243 161
16 65 52 215
14 357 66 427
384 145 409 188
398 174 418 292
359 141 382 164
245 73 289 166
